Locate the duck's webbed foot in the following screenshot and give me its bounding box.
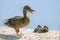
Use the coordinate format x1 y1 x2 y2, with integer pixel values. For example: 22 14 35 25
15 29 24 37
18 33 24 36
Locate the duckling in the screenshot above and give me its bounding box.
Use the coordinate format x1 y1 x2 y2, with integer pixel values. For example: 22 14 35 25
4 5 35 36
42 26 49 33
33 25 42 33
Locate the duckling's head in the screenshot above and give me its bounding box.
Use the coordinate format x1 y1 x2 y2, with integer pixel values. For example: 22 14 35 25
23 5 35 13
38 25 42 27
44 26 48 28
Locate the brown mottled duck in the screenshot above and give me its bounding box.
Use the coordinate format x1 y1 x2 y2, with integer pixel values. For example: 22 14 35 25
4 5 34 36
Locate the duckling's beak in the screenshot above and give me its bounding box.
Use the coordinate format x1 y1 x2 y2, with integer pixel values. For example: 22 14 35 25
30 9 35 13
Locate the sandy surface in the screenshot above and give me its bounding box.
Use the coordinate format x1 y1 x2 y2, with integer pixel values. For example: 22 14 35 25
0 28 60 40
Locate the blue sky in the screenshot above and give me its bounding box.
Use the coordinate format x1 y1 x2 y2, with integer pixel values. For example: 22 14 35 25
0 0 60 30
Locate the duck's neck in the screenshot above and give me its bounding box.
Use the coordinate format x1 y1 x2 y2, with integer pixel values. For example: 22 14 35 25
23 10 28 19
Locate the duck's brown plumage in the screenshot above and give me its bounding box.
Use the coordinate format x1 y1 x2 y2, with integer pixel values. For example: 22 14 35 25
4 5 34 36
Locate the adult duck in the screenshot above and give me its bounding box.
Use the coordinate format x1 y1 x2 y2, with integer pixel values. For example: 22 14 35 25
4 5 35 36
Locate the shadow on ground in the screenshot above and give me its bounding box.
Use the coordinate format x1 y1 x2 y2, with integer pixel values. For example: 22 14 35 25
0 34 20 40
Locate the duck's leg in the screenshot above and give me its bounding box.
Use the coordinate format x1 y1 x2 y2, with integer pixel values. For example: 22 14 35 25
15 28 20 36
15 28 24 37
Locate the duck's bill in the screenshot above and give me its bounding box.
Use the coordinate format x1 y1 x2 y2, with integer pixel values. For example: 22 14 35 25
30 9 35 13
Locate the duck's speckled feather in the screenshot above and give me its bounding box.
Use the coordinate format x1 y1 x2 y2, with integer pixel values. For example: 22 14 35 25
4 16 30 28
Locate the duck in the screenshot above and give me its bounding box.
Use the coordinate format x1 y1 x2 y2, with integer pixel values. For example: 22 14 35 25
42 26 49 33
33 25 43 33
33 25 49 33
4 5 35 36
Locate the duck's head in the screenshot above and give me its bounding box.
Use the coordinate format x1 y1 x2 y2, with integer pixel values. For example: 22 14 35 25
44 26 48 28
23 5 35 14
38 25 42 27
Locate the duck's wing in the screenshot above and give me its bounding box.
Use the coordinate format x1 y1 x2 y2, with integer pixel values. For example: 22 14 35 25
4 16 25 26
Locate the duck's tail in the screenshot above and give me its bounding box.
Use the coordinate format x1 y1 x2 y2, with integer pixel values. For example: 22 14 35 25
0 19 8 26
